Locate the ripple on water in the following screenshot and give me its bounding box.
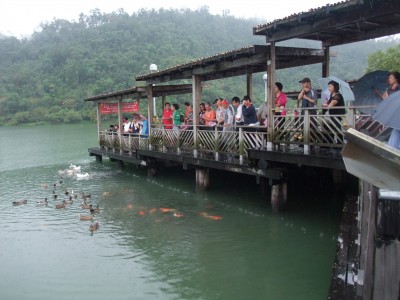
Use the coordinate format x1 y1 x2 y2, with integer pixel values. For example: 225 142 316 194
0 156 340 300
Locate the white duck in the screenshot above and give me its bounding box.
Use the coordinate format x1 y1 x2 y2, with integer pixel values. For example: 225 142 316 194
76 173 89 179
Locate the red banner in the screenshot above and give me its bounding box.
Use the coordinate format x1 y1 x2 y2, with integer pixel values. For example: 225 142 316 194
100 102 139 114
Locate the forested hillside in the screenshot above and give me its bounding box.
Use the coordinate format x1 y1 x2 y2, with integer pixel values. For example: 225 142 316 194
0 7 397 125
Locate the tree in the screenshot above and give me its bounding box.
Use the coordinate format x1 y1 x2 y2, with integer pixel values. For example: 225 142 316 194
367 44 400 72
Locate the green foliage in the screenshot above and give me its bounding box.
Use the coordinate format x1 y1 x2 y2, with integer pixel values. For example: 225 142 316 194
0 8 398 125
366 44 400 72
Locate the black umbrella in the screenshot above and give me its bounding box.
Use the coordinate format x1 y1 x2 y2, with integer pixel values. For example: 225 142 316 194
372 91 400 130
353 70 389 114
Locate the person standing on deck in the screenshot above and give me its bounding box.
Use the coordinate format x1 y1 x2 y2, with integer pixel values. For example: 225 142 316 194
242 95 257 125
383 72 400 149
297 77 318 138
171 103 182 130
199 103 206 127
162 102 173 129
382 71 400 100
122 118 131 134
257 100 268 127
298 77 318 114
274 82 288 130
202 102 216 130
231 96 243 128
222 99 234 132
215 98 225 131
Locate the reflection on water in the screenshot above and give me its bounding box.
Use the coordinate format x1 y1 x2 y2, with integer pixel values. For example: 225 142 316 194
0 125 341 300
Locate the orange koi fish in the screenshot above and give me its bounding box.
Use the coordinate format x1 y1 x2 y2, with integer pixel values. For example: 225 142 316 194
199 212 222 221
160 208 176 213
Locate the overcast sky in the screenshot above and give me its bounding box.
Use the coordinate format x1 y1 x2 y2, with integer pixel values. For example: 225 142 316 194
1 0 340 38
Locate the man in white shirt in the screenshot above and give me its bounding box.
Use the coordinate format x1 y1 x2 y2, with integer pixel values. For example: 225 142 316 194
122 118 131 134
231 96 243 126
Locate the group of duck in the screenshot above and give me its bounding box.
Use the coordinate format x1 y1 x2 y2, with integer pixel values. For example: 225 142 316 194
58 164 90 179
12 164 100 232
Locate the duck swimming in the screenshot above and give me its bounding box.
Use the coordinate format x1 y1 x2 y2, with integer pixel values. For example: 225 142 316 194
13 199 27 206
89 222 100 231
65 196 73 204
82 192 91 200
76 173 89 179
80 214 94 221
55 200 67 209
36 198 48 205
81 202 91 209
90 205 100 214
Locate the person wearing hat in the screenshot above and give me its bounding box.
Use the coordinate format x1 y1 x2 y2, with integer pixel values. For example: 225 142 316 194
297 77 318 139
298 77 318 113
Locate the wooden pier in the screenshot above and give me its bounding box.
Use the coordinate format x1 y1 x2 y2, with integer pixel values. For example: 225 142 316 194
86 1 400 298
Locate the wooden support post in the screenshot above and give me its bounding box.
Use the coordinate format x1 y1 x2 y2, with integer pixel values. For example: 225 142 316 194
322 45 330 77
192 75 202 157
267 42 276 150
116 160 124 169
95 155 102 163
246 73 253 100
162 95 166 112
147 167 157 177
238 127 244 164
332 169 345 191
303 109 310 154
196 168 209 191
97 103 101 146
271 182 287 212
147 85 154 137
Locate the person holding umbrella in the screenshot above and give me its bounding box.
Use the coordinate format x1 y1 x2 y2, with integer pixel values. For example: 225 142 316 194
382 71 400 100
372 87 400 150
322 80 346 143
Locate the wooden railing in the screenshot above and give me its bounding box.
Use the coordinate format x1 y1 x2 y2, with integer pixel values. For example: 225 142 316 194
98 106 390 163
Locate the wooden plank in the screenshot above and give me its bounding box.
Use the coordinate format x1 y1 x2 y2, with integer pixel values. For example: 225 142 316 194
373 240 400 300
342 128 400 189
248 148 346 170
327 193 358 299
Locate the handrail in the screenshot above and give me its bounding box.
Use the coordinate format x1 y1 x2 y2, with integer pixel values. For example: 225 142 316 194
98 106 389 162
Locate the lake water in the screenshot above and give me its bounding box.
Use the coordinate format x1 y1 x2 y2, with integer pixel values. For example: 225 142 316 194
0 124 342 300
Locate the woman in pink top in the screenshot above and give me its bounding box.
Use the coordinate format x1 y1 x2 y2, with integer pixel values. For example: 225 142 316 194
274 82 287 129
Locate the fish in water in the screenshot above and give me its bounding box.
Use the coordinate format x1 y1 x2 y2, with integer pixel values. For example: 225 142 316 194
173 212 184 218
160 208 176 213
13 199 27 206
198 212 222 221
